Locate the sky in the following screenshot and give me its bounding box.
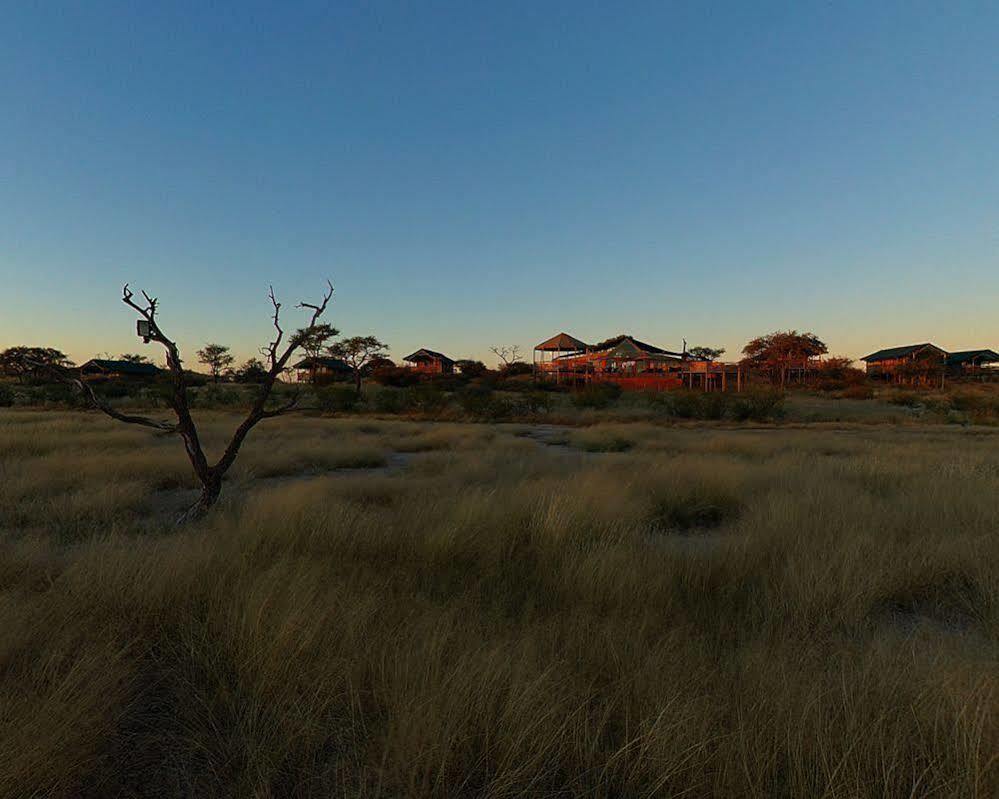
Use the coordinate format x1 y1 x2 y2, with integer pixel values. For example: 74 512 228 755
2 1 998 367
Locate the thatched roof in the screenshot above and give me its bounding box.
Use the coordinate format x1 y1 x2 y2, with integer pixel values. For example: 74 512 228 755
535 332 588 352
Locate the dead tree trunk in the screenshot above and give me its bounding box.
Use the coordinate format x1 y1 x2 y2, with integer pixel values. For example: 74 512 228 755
30 281 334 524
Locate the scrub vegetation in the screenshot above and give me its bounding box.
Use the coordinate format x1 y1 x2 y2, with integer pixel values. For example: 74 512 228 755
0 410 997 798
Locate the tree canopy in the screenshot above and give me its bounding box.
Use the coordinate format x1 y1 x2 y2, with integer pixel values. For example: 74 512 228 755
687 346 725 361
0 346 73 380
742 330 827 386
328 336 388 392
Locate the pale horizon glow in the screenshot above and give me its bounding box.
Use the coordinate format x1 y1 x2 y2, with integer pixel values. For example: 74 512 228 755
3 2 997 369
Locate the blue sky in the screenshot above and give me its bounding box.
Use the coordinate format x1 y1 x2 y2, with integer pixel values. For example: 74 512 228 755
2 1 997 366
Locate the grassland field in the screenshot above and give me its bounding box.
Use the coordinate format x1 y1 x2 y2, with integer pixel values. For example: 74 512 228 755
0 403 997 798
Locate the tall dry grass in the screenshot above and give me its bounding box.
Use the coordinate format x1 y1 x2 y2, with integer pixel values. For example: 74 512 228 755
0 410 996 797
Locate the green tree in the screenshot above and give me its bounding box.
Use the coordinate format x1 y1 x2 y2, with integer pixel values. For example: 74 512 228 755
196 343 234 383
328 335 388 394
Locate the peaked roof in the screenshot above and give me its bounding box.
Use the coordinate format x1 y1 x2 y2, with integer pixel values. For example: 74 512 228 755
946 349 999 365
81 358 159 376
535 332 588 352
861 343 945 362
593 335 683 359
292 356 351 370
403 349 454 364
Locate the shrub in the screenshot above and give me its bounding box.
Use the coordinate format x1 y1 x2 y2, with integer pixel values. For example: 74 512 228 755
0 384 14 407
842 384 874 400
664 391 702 419
520 391 552 414
371 388 405 413
191 385 242 408
402 384 448 414
887 391 922 408
316 385 361 413
371 367 422 388
457 386 496 418
731 389 786 422
699 392 730 420
571 383 622 409
42 384 86 408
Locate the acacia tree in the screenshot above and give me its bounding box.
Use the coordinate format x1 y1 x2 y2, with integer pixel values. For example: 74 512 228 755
296 322 339 383
197 343 234 383
742 330 827 387
687 346 725 361
328 335 388 394
0 347 72 381
24 281 334 522
119 353 151 364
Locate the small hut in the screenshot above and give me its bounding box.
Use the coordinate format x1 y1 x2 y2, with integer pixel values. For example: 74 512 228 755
861 344 947 384
403 349 455 374
946 349 999 379
292 356 352 384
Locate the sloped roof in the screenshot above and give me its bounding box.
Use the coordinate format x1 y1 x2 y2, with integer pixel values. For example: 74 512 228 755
535 332 588 352
81 358 159 376
589 334 680 355
861 343 945 362
946 349 999 365
403 349 454 364
292 356 351 371
595 336 683 359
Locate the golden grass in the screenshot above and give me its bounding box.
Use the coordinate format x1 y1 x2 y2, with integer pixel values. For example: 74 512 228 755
0 409 996 797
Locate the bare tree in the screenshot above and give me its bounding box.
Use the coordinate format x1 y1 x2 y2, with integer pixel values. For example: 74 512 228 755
25 281 334 523
490 345 522 368
327 335 388 394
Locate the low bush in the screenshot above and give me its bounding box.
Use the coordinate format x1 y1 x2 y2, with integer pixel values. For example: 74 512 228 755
730 389 785 422
401 384 449 414
371 388 405 413
190 385 243 408
0 384 14 407
571 383 622 409
316 385 361 413
371 367 422 388
841 383 875 400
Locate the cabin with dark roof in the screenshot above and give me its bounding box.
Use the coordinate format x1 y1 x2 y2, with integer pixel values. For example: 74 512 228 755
946 349 999 379
80 359 160 380
861 344 947 384
292 356 352 384
403 349 455 374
